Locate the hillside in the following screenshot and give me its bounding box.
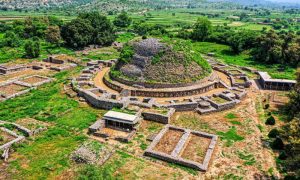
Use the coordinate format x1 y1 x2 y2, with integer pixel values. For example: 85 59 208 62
0 0 207 11
0 0 92 10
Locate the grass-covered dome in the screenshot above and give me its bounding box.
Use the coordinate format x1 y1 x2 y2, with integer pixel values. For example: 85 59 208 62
112 38 211 84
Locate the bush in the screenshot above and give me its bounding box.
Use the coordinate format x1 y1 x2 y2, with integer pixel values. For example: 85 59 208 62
278 151 288 160
24 40 40 58
0 135 3 141
119 44 134 64
264 104 270 109
265 116 276 125
268 128 280 138
272 137 284 150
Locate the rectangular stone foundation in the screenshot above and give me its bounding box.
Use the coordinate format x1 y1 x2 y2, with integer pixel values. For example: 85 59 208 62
144 125 217 171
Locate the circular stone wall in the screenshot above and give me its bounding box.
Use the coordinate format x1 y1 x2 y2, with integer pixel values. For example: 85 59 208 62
109 71 216 89
103 71 221 98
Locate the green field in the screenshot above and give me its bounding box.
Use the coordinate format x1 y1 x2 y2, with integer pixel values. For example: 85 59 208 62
193 42 297 80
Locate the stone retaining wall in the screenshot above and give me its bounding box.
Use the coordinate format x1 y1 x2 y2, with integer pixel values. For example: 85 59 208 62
206 94 237 111
104 75 219 98
110 71 216 89
76 87 124 110
230 75 251 88
165 101 199 111
142 108 175 124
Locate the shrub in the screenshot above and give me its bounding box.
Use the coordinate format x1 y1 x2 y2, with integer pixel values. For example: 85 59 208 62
268 128 280 138
264 104 270 109
0 135 3 141
278 151 288 160
272 137 284 150
265 116 276 125
119 44 134 63
24 40 40 58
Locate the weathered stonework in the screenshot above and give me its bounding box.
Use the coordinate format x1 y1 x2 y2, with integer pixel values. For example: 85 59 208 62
144 125 218 171
230 75 251 88
0 127 25 151
18 75 53 87
72 58 251 118
142 108 175 124
206 93 237 111
0 75 53 102
0 63 27 75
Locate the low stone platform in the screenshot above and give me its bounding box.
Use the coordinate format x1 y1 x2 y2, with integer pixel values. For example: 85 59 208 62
144 125 217 171
0 75 53 102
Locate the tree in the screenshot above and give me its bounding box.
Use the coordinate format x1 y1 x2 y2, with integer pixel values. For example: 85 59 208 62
277 70 300 178
45 26 61 45
23 17 48 38
24 40 40 58
2 31 20 47
280 118 300 177
252 30 300 66
191 17 212 41
61 18 94 48
287 69 300 119
113 11 132 28
227 30 257 54
252 30 282 64
79 12 116 46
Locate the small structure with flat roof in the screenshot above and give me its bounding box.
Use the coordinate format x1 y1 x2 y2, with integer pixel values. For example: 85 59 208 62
103 111 140 132
258 72 296 90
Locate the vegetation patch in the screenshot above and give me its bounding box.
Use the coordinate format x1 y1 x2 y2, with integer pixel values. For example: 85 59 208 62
237 150 256 166
113 38 211 84
217 126 244 147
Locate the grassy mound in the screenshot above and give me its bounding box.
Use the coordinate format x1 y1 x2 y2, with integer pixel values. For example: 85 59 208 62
112 38 211 84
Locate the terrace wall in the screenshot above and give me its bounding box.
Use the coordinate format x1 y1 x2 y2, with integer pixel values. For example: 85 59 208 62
142 108 175 124
110 71 216 89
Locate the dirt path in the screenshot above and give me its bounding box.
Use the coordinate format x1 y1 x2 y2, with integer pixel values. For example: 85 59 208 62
93 67 118 94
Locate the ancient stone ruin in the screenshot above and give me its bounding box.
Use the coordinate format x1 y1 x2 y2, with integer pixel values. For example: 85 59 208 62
144 125 217 171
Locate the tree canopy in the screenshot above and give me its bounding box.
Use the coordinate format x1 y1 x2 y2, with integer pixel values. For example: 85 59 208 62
191 17 212 41
113 11 132 28
61 12 115 48
252 30 300 66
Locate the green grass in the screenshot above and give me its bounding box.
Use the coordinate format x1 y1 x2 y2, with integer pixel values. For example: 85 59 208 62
212 96 228 104
83 47 120 61
9 127 86 179
0 41 75 64
225 113 242 125
116 32 136 43
193 42 297 80
237 150 256 166
229 121 242 125
217 126 244 147
0 67 107 178
76 150 132 179
173 114 212 133
168 162 198 176
0 69 84 121
56 107 99 130
225 113 238 119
